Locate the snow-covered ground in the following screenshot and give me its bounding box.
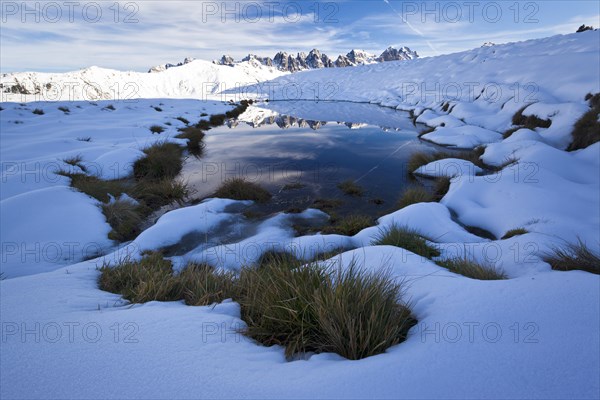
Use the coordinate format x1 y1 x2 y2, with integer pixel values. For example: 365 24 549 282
0 99 233 277
1 32 599 399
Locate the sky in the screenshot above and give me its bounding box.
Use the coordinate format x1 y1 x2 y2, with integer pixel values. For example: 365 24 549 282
1 0 599 72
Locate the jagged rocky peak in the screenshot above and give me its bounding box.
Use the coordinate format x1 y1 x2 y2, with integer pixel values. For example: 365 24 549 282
148 57 195 73
241 54 273 67
376 47 418 62
346 49 377 65
165 46 419 73
335 55 351 68
216 55 235 66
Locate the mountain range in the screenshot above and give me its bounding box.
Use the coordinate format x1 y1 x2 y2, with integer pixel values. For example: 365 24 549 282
149 47 418 73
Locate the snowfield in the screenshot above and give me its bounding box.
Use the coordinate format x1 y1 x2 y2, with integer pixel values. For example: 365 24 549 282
1 31 599 399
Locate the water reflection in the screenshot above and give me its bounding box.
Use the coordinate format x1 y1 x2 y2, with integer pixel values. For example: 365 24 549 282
227 115 391 132
181 102 439 220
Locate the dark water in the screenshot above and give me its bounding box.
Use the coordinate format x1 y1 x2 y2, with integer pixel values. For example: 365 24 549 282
182 101 442 219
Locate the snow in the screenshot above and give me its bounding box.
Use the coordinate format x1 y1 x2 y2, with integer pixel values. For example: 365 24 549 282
442 141 600 245
415 158 483 178
421 125 503 149
518 102 590 149
0 186 113 277
1 31 599 399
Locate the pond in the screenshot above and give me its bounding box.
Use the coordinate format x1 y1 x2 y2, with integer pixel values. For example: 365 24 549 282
182 101 444 221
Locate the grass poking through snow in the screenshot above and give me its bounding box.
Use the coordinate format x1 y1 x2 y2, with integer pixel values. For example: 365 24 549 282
437 257 507 280
567 93 600 151
372 224 440 259
98 252 181 303
544 239 600 275
100 251 416 360
149 125 165 134
237 258 415 360
101 199 145 242
133 142 183 181
56 172 127 203
501 228 528 239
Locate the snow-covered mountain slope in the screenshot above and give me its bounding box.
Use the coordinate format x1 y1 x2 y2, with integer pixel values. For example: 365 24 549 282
240 32 599 107
0 59 286 102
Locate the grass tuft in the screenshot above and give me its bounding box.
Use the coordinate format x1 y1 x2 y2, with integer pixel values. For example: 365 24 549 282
177 264 237 306
511 105 552 129
214 178 271 203
101 199 145 242
501 228 528 240
544 239 600 275
209 114 226 126
567 93 600 151
312 198 342 212
256 250 303 269
321 214 372 236
372 224 440 259
314 263 416 360
149 125 165 134
237 259 415 360
337 180 364 197
397 186 433 209
175 126 205 156
433 177 451 201
58 106 70 113
133 142 183 181
132 178 188 209
437 257 507 280
57 172 126 203
62 155 87 172
32 108 44 115
98 253 181 303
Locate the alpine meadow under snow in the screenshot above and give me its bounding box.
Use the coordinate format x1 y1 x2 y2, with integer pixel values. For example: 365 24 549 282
1 30 599 399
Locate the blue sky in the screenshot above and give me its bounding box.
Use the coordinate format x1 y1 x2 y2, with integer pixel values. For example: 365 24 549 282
1 0 598 72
